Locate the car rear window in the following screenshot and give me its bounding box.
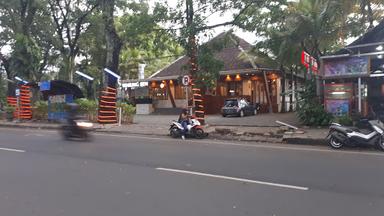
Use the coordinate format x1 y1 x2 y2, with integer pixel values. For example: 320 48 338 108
224 100 238 107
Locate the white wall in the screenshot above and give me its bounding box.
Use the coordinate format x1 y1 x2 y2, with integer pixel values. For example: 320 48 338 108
154 99 188 108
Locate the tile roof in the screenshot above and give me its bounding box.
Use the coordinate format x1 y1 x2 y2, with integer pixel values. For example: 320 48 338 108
150 32 255 79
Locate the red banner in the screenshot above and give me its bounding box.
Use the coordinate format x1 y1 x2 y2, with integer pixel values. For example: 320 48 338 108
301 51 318 73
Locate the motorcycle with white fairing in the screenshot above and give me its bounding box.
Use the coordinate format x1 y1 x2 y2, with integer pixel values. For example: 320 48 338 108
327 118 384 151
169 117 207 139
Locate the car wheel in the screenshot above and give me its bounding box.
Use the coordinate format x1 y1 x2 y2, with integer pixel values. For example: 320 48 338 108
222 114 226 117
239 110 245 117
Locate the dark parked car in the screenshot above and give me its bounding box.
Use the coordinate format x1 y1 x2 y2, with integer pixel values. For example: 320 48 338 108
221 98 260 117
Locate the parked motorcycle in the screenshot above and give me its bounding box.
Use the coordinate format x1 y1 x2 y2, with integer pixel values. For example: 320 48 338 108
327 118 384 151
61 119 94 141
169 117 207 139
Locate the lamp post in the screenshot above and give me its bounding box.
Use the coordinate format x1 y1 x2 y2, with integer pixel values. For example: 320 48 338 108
75 71 94 99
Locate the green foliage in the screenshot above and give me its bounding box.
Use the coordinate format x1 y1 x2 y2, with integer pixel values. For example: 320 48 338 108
10 34 42 81
33 101 48 120
335 115 353 126
194 42 225 89
75 98 97 113
297 79 333 126
4 105 15 113
118 103 136 124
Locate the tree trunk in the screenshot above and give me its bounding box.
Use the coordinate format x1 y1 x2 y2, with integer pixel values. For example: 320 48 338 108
166 81 176 108
102 0 122 74
280 65 286 113
366 0 374 29
186 0 205 124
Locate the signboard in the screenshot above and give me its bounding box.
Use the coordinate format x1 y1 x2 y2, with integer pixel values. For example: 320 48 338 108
48 94 74 120
39 81 51 91
325 100 350 116
15 89 20 97
182 75 190 86
324 83 353 100
301 51 318 73
323 57 369 78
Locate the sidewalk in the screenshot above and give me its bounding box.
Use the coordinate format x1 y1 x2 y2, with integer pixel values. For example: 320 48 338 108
0 117 328 145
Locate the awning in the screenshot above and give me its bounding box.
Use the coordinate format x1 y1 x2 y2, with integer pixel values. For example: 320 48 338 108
39 80 84 100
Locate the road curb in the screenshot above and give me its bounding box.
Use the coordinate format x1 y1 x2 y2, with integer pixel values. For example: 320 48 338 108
283 137 327 146
0 123 327 145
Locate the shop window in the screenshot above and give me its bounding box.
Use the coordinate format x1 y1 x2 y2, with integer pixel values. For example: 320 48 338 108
152 88 168 100
227 81 242 96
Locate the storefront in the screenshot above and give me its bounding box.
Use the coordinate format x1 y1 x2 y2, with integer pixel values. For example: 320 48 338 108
320 20 384 117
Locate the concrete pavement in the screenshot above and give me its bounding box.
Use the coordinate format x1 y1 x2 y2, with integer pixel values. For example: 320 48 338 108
0 127 383 215
0 112 328 145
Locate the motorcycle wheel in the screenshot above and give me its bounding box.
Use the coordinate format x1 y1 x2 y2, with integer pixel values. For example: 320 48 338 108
170 127 180 138
377 138 384 151
195 128 205 139
61 126 71 140
329 133 344 149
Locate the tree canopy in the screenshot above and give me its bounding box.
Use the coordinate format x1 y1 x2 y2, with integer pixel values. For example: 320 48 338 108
1 0 384 99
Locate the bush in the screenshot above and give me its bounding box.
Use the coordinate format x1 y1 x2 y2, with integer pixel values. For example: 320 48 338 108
75 99 98 122
297 80 334 126
33 101 48 120
335 115 353 126
118 103 136 124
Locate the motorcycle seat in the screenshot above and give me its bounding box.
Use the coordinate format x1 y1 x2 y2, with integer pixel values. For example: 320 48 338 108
347 127 372 135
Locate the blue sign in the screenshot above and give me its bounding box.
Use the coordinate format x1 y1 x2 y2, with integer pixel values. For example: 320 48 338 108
40 81 51 91
47 94 74 121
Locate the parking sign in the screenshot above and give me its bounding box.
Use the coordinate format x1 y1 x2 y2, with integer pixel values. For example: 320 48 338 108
182 75 190 86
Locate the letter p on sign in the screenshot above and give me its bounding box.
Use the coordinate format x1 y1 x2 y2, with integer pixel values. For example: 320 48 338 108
182 75 190 86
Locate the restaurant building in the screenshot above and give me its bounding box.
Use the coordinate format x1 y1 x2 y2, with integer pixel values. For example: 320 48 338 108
124 33 301 114
320 20 384 117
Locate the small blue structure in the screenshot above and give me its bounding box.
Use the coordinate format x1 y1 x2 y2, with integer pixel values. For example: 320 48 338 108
39 80 84 121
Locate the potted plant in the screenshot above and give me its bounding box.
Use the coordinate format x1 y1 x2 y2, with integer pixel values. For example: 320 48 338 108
5 106 15 122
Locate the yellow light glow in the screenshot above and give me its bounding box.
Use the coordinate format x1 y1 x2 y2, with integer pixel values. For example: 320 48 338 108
235 74 241 81
225 75 232 81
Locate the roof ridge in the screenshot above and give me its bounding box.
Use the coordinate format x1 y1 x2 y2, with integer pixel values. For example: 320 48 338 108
149 55 186 78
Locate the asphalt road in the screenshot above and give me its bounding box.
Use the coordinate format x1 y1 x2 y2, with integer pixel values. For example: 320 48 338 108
0 128 383 216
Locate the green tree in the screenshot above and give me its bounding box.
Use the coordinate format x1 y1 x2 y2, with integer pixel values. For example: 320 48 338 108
0 0 54 96
48 0 99 82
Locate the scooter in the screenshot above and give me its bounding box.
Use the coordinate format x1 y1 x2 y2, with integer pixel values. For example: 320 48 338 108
169 117 207 139
61 119 94 141
327 118 384 151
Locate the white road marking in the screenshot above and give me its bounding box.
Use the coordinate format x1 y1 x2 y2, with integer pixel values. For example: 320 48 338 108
0 147 25 153
25 133 44 137
156 167 309 191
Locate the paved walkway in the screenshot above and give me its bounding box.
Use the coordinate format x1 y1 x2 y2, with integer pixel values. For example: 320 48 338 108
134 112 301 127
0 112 327 144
